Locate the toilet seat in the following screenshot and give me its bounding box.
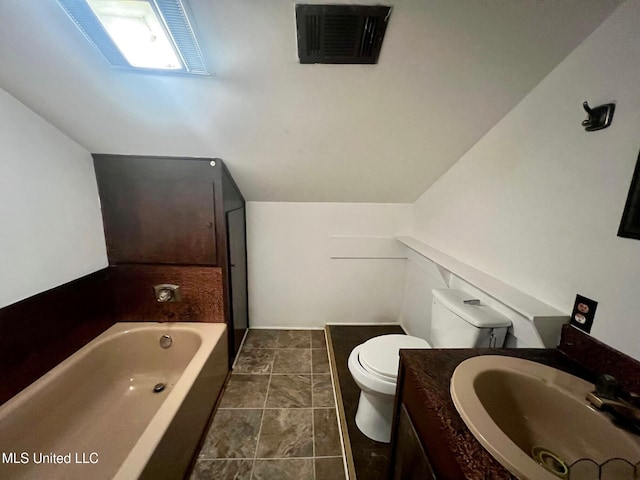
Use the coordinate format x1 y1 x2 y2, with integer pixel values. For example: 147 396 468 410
358 334 431 381
348 334 431 442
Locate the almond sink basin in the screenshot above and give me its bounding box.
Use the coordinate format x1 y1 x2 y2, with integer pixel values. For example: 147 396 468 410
450 355 640 480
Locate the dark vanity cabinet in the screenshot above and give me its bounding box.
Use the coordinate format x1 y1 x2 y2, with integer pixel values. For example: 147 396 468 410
389 339 639 480
392 404 435 480
391 350 574 480
93 155 248 363
390 362 438 480
389 356 467 480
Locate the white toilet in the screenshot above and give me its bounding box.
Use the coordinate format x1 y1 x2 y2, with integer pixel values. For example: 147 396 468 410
348 288 511 443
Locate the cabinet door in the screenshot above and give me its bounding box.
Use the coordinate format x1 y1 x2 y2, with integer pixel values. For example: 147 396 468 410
94 156 217 265
392 404 436 480
227 207 248 353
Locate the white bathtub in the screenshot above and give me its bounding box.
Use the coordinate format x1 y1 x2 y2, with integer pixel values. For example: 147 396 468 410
0 322 228 480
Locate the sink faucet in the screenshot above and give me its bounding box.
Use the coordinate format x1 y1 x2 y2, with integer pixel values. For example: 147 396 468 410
586 375 640 433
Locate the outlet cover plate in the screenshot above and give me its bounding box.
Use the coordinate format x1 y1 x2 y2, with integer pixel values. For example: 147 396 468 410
570 294 598 333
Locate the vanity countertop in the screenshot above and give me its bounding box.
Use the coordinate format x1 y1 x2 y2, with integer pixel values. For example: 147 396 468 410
397 347 594 480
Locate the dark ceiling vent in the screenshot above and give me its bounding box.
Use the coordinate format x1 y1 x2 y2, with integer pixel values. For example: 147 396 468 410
295 4 392 64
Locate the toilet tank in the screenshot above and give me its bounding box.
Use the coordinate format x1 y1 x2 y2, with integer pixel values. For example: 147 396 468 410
430 289 511 348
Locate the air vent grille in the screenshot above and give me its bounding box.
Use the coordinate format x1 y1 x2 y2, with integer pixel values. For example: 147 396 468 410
296 5 391 64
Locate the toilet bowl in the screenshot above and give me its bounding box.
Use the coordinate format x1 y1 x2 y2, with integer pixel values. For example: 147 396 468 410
348 334 430 442
348 289 513 443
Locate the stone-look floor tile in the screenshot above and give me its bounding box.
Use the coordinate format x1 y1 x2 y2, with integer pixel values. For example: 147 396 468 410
219 374 270 408
233 349 275 374
252 459 313 480
312 348 330 374
272 349 311 374
256 409 313 458
277 330 311 348
314 409 342 457
311 330 327 348
312 374 335 408
190 459 253 480
199 409 262 459
315 457 346 480
266 375 311 408
242 329 279 349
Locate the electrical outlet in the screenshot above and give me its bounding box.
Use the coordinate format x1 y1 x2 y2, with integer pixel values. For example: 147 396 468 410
570 294 598 333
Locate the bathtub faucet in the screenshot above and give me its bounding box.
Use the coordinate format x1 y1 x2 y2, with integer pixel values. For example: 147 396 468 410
157 289 173 302
154 284 181 302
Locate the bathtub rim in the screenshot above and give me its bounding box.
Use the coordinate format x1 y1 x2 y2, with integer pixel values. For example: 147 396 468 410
114 322 227 479
0 321 227 480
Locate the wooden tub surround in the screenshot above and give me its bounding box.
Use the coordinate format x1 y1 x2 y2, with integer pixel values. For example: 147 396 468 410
0 156 249 478
93 155 248 365
0 269 114 406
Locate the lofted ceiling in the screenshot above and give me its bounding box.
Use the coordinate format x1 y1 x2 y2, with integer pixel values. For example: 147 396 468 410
0 0 623 202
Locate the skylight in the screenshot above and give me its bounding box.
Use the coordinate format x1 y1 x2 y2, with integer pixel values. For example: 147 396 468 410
57 0 208 75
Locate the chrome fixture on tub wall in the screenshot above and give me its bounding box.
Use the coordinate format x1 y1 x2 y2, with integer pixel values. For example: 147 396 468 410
154 284 181 302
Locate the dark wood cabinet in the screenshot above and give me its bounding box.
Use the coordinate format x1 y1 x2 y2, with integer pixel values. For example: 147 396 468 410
390 360 465 480
226 207 248 354
391 405 436 480
94 156 218 265
93 155 248 363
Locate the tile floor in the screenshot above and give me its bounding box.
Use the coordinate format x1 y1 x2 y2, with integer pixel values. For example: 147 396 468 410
328 325 405 480
191 329 347 480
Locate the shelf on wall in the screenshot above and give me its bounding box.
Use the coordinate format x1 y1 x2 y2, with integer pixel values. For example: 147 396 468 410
395 236 566 322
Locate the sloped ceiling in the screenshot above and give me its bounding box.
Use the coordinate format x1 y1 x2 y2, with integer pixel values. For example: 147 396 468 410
0 0 622 202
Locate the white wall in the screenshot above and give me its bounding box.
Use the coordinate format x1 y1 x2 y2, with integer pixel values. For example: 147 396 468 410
398 257 447 341
411 0 640 360
0 87 107 307
247 202 411 328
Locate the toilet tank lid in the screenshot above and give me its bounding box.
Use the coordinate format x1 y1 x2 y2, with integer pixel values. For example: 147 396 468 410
432 289 512 328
